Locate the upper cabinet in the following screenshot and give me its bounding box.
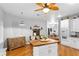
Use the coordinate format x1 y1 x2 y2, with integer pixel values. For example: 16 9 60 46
69 17 79 37
60 17 79 38
70 18 79 32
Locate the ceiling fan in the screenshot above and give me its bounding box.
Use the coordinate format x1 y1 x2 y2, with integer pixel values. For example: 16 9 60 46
34 3 59 13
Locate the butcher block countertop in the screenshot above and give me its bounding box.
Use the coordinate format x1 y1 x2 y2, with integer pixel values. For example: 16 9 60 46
30 39 60 47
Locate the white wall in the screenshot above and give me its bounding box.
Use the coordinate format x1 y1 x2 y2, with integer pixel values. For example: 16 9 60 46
0 9 4 48
4 13 47 46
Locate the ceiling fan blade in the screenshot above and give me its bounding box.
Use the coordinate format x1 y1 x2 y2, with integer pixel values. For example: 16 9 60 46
51 6 59 10
36 3 45 7
34 8 43 11
47 3 59 10
47 3 56 6
48 4 59 10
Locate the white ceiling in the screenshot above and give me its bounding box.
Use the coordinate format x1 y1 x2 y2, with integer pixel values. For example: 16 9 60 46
0 3 79 19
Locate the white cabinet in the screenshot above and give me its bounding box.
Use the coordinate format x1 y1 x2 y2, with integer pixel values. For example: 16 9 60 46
61 37 79 49
33 43 58 56
39 45 49 56
61 39 71 47
70 18 79 32
71 38 79 49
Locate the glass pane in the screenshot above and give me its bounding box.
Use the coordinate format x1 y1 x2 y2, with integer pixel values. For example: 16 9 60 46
60 19 69 40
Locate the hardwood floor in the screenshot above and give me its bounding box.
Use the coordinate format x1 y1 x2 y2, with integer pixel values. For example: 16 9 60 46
58 44 79 56
6 43 79 56
6 44 33 56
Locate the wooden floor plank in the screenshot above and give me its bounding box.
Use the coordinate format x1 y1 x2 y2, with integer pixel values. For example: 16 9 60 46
6 44 79 56
58 44 79 56
6 44 33 56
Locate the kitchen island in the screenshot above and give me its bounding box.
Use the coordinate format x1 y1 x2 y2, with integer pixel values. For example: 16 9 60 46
30 39 60 56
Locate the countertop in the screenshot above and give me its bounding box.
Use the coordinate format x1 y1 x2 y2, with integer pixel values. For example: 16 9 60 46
30 39 60 47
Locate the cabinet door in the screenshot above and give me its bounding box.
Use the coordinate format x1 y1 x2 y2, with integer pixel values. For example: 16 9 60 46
74 40 79 49
33 44 58 56
48 44 58 56
71 18 79 31
39 44 58 56
33 47 39 56
8 39 16 50
33 45 49 56
39 45 49 56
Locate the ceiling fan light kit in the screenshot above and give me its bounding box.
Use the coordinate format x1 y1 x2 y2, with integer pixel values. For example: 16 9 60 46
35 3 59 14
42 8 50 14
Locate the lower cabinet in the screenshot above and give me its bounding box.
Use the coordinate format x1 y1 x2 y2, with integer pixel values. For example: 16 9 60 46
33 43 58 56
60 37 79 56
